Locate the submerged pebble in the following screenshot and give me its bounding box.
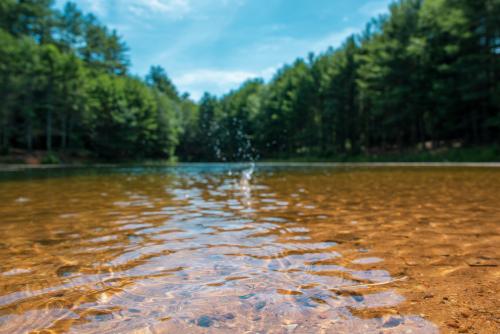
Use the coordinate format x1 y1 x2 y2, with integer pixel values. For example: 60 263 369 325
94 313 114 322
352 294 364 302
255 301 266 311
295 295 319 308
128 308 141 313
56 265 80 277
197 315 214 328
223 313 235 320
383 316 404 328
239 293 256 300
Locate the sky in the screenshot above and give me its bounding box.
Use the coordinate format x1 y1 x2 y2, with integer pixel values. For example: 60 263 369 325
55 0 393 100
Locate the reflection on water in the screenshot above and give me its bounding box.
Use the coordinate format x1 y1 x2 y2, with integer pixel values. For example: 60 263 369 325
0 165 498 333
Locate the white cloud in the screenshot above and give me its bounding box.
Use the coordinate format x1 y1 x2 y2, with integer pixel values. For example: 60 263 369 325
176 69 258 86
76 0 108 16
128 0 191 18
125 0 242 19
311 27 359 53
359 1 391 18
174 67 276 100
63 0 191 19
140 0 189 12
242 26 358 63
169 27 359 99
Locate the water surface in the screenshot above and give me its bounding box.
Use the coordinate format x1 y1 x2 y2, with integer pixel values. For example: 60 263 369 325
0 164 498 333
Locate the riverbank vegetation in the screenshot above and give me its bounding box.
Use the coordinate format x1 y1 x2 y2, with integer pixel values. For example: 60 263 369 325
0 0 498 162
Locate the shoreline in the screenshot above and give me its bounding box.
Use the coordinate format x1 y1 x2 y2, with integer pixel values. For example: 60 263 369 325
1 161 500 172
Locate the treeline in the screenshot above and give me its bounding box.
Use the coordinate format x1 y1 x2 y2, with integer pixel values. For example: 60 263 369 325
1 0 499 162
182 0 500 161
0 0 193 160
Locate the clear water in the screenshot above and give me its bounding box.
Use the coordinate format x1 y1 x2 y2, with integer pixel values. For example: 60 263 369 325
0 164 498 333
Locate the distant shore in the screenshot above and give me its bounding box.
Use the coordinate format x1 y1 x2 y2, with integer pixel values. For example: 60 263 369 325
0 146 498 170
1 162 500 174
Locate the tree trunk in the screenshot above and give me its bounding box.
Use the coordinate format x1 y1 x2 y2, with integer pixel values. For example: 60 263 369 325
417 110 424 149
26 120 32 151
471 109 479 145
46 108 52 151
24 87 33 151
61 112 67 150
1 111 8 151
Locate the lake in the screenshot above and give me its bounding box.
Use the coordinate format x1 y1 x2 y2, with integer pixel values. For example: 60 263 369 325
0 164 498 333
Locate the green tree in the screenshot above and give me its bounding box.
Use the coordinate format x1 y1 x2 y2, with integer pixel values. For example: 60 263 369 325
146 66 179 101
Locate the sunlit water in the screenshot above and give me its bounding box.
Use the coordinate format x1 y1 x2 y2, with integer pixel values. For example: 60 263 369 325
0 165 498 333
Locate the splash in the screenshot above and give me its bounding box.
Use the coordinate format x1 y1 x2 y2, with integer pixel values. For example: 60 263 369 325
239 162 255 209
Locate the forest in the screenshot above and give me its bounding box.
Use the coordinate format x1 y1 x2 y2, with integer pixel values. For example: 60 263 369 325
0 0 499 162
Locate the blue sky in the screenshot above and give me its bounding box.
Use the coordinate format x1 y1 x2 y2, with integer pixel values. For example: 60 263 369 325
56 0 393 100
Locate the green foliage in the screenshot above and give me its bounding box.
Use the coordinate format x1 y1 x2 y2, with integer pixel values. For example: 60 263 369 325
0 1 181 161
41 151 60 164
0 0 498 162
197 0 499 161
146 66 179 101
